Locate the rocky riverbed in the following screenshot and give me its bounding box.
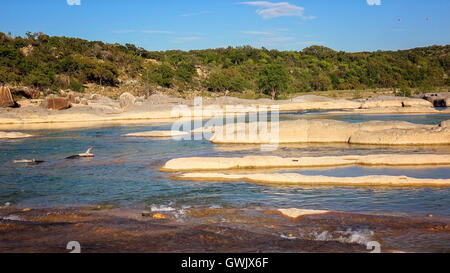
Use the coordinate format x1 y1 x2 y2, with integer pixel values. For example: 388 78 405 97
1 206 449 253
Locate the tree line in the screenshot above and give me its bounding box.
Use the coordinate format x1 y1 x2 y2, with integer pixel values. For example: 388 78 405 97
1 32 449 98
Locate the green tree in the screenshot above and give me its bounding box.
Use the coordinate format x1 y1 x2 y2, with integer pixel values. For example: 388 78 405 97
396 85 412 97
257 64 289 99
150 63 174 87
206 68 248 93
176 62 196 83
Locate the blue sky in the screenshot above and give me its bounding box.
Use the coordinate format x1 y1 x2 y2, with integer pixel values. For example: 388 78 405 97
1 0 449 52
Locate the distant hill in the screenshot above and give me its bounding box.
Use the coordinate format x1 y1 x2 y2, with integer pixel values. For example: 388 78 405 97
1 31 449 99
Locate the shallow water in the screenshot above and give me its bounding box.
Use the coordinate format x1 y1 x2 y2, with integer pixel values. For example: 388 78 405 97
280 111 450 124
1 113 450 218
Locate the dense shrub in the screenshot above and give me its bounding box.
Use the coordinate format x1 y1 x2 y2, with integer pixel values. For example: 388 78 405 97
0 32 449 97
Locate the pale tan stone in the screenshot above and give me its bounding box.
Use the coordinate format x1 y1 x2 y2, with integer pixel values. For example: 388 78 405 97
161 154 450 171
209 119 450 145
0 131 33 139
349 126 450 145
440 120 450 128
278 208 330 218
0 94 442 129
360 96 432 109
176 172 450 187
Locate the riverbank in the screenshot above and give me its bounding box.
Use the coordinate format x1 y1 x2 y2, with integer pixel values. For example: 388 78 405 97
1 94 449 130
1 205 448 253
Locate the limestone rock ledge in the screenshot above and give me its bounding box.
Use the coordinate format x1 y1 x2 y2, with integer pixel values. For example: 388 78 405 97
175 172 450 187
209 119 450 145
0 131 33 139
161 154 450 171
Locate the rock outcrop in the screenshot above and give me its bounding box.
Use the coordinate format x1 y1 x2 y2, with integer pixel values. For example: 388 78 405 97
41 95 71 110
418 92 450 107
0 87 17 108
0 94 446 127
161 154 450 171
348 126 450 145
0 131 33 139
208 119 450 145
360 96 432 109
176 172 450 187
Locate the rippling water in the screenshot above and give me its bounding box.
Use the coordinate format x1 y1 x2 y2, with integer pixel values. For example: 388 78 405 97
1 113 450 217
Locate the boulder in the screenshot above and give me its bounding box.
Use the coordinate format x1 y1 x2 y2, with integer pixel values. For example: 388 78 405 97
12 87 39 99
41 95 71 110
419 92 450 107
0 86 17 108
119 92 136 109
66 92 77 103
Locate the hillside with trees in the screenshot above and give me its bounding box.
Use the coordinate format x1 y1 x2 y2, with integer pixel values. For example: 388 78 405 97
1 32 449 99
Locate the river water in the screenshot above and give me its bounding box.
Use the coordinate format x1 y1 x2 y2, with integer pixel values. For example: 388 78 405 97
1 112 450 218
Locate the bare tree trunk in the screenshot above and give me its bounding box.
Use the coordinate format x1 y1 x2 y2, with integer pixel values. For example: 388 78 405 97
271 89 276 100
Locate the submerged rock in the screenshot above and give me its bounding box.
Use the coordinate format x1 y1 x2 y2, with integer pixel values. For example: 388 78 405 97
123 131 189 138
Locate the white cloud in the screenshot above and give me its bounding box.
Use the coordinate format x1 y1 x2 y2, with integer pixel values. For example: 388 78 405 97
67 0 81 6
239 1 314 19
367 0 381 6
241 31 273 35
